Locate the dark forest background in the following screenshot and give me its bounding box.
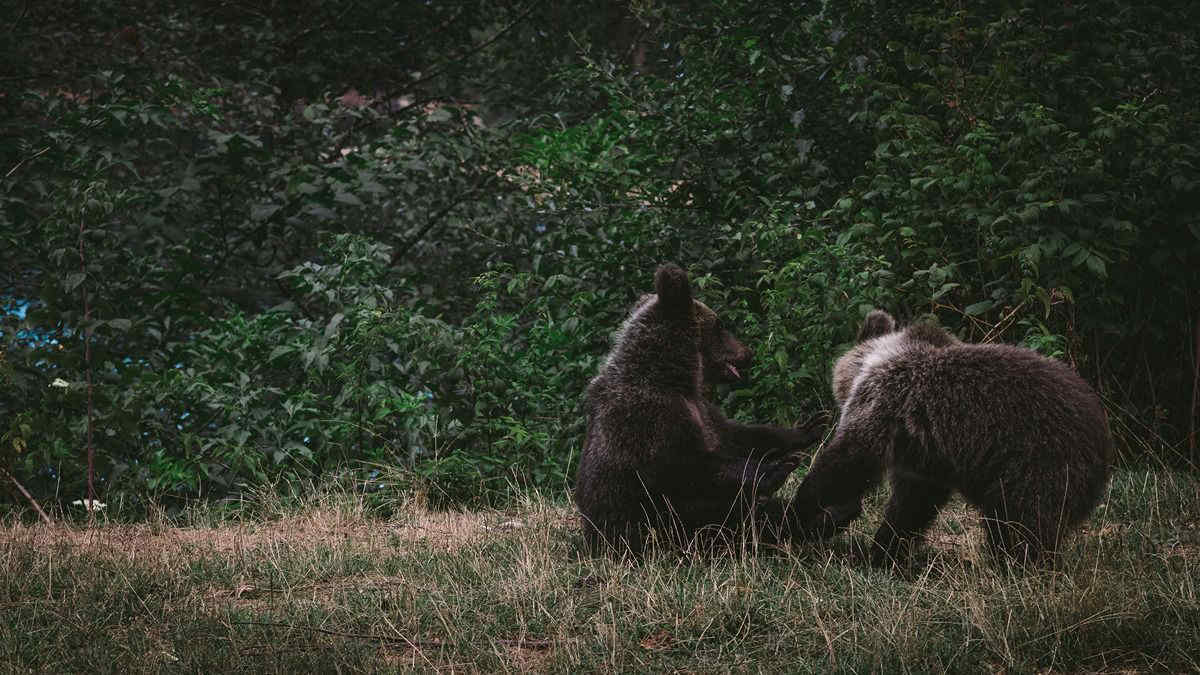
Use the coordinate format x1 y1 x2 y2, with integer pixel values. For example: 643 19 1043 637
2 0 1198 515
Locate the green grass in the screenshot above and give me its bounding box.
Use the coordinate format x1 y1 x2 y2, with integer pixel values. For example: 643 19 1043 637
2 469 1198 673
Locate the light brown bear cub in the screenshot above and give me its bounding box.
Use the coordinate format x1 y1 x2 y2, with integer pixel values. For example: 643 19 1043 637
789 310 1112 566
575 264 822 556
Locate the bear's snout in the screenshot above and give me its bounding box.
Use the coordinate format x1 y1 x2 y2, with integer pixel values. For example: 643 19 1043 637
725 342 752 381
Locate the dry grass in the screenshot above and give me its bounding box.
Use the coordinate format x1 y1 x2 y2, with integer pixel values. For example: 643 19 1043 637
1 468 1198 673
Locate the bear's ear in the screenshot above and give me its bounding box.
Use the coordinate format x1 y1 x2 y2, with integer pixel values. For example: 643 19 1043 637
906 321 959 347
654 263 692 312
857 310 896 341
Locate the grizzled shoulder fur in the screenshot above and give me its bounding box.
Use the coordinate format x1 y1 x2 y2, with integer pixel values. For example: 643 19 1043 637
832 314 960 406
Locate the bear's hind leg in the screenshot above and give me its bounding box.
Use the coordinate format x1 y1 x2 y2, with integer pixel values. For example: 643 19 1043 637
870 475 951 567
581 513 652 559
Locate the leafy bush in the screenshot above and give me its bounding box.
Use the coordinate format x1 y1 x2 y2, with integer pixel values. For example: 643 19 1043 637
2 0 1197 513
816 2 1200 454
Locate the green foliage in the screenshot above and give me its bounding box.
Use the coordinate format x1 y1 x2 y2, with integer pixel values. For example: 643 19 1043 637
2 0 1198 510
816 2 1199 449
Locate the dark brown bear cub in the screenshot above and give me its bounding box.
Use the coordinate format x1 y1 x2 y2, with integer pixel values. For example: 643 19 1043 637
574 264 821 556
789 310 1112 567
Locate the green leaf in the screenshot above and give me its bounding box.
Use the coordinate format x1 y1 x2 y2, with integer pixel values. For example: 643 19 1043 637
325 312 345 339
1084 254 1107 278
360 180 387 195
268 345 294 361
251 203 280 221
334 191 364 206
932 282 960 300
964 300 994 316
64 272 86 292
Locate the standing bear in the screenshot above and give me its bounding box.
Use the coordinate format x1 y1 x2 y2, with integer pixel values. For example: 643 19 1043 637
789 310 1112 566
575 264 823 556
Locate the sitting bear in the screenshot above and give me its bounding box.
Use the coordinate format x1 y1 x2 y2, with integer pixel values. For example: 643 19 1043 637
789 310 1112 566
574 264 823 556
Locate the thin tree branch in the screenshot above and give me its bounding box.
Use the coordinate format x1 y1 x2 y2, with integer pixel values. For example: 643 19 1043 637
1190 313 1199 456
5 146 50 179
6 0 29 34
389 190 480 267
383 1 542 109
278 1 358 52
77 210 96 520
0 467 53 526
398 4 470 57
980 298 1028 344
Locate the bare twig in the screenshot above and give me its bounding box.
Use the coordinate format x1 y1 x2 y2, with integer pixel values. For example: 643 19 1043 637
1190 313 1199 456
7 0 29 34
77 211 95 520
396 4 469 57
980 298 1028 344
0 467 53 526
5 146 50 179
231 621 552 651
279 1 358 52
383 1 541 108
388 190 480 267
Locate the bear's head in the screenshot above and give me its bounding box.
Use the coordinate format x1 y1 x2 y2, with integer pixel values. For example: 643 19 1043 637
832 309 959 406
653 264 753 386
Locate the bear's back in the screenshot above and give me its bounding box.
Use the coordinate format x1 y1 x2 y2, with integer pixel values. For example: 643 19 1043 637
575 372 687 517
882 342 1110 479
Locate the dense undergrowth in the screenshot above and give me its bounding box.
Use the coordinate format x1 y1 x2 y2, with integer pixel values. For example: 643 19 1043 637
2 0 1198 512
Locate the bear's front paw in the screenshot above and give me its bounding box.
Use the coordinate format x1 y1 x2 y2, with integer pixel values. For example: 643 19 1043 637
779 427 824 453
824 500 862 531
788 498 861 541
752 456 802 494
785 413 830 449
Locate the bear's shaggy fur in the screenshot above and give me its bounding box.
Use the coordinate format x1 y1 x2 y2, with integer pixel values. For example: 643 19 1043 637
574 264 822 556
789 310 1112 566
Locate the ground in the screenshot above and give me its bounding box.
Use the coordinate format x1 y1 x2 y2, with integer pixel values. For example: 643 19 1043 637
1 469 1198 672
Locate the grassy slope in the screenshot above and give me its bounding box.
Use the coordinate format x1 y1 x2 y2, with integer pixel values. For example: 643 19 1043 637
2 469 1198 673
